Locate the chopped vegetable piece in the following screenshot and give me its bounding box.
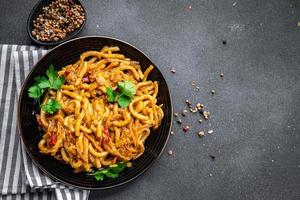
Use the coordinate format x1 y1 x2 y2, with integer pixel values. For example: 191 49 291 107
49 133 57 146
103 127 110 144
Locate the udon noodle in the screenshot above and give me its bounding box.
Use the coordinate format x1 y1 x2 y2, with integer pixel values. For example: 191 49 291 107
37 46 164 172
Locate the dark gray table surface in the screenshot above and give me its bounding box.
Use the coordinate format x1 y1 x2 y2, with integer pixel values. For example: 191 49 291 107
1 0 299 199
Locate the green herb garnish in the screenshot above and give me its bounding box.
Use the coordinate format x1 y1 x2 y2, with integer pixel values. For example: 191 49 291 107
35 76 51 89
42 99 62 114
28 85 44 99
106 80 136 108
117 80 136 98
117 94 131 108
92 162 127 181
106 87 117 102
28 65 65 99
28 65 64 113
46 65 65 90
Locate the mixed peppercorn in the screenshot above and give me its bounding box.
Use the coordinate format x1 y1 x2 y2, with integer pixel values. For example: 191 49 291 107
32 0 85 42
168 71 225 158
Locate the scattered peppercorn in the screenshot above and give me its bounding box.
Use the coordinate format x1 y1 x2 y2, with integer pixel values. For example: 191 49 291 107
174 113 178 117
222 40 227 45
176 119 182 124
211 90 215 95
196 103 204 110
203 111 210 120
220 73 224 78
191 81 200 90
198 131 205 137
190 108 198 113
32 0 85 42
185 99 192 106
182 109 188 117
198 109 203 115
183 126 190 132
170 67 176 73
209 155 215 160
185 100 192 108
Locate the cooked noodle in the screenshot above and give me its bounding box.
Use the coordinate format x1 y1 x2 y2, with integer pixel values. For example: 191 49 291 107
37 46 164 172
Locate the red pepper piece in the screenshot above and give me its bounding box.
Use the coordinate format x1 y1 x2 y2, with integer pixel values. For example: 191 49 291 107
103 127 110 144
64 69 71 76
82 76 89 83
49 133 57 146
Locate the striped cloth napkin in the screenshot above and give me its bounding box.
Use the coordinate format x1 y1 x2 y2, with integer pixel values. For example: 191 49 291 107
0 45 90 200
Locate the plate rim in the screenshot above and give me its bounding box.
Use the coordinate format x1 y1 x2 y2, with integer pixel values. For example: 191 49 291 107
17 35 173 190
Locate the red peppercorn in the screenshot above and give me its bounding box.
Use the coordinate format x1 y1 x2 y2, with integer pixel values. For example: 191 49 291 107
183 126 190 132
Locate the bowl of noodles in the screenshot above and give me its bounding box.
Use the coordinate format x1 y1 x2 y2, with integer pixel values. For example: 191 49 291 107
17 36 172 189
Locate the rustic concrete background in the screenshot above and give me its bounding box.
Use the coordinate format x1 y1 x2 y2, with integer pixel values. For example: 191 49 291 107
0 0 299 199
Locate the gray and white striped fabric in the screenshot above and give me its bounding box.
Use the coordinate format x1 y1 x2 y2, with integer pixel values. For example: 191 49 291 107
0 45 90 200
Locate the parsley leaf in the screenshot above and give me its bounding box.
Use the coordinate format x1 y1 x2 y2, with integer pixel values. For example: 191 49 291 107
106 87 117 102
46 65 57 85
34 76 50 89
109 163 128 174
28 65 65 99
117 95 131 108
28 85 44 99
106 81 136 108
46 64 65 90
92 162 127 181
117 80 136 97
42 99 61 114
52 77 65 90
94 173 105 181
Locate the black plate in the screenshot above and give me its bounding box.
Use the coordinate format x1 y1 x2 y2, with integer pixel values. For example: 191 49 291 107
27 0 86 46
17 36 173 190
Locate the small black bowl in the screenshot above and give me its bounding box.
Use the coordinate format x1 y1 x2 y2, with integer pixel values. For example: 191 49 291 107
17 36 173 190
27 0 86 46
